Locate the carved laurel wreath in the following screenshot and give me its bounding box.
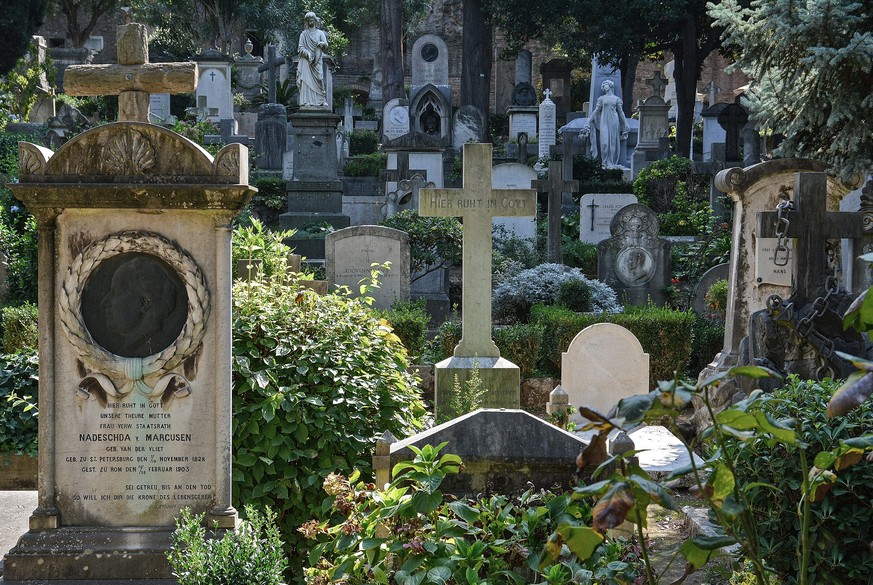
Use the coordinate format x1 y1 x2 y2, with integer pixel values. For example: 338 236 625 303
59 231 211 383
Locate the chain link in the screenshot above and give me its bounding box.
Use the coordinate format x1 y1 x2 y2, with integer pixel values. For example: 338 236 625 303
773 198 795 267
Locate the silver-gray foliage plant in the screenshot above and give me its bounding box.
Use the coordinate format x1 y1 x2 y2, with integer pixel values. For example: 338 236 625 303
492 263 621 323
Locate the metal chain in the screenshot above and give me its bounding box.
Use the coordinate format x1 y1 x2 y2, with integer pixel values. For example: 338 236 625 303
773 198 795 267
792 276 840 379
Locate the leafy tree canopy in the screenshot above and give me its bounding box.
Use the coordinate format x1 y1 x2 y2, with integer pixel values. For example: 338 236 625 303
0 0 48 75
48 0 123 49
710 0 873 178
132 0 430 61
487 0 724 157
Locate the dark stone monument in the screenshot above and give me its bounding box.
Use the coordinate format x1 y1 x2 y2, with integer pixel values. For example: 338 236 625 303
598 204 671 306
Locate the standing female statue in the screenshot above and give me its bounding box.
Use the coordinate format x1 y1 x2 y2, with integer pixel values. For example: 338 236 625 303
297 11 328 108
589 80 629 169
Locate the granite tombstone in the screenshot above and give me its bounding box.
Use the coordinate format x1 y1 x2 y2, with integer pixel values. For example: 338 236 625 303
598 204 671 306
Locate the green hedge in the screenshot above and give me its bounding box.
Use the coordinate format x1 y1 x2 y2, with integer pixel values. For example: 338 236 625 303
531 304 696 385
430 321 542 378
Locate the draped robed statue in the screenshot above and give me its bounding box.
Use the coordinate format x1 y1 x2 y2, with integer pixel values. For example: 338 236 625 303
588 80 629 169
296 11 328 109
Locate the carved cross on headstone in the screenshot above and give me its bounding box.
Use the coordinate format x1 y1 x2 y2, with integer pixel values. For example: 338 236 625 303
758 173 864 305
646 70 668 99
717 102 749 162
543 88 553 101
533 160 579 263
64 23 197 122
420 143 536 357
257 44 285 104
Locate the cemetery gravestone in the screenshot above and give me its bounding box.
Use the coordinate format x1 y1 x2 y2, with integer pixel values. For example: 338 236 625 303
718 102 749 163
700 103 728 162
692 262 730 315
580 193 638 244
588 57 622 115
744 172 865 382
63 24 197 123
325 226 410 310
257 44 285 105
538 89 557 162
562 323 650 423
410 35 451 106
383 98 411 141
598 204 671 306
507 50 538 140
255 103 288 171
492 163 538 241
453 105 485 148
420 143 536 417
193 49 234 121
148 93 171 124
3 24 252 581
234 39 263 100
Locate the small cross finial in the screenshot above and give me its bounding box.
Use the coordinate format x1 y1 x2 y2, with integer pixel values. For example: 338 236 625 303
646 70 668 99
63 23 198 122
543 88 553 101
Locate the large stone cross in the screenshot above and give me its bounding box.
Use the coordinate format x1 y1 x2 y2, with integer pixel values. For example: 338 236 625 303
717 102 749 162
420 143 536 357
533 160 579 263
257 44 285 104
758 172 863 304
64 23 197 122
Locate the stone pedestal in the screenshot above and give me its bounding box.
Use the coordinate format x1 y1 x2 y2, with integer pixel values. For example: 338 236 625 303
434 357 521 414
280 110 350 249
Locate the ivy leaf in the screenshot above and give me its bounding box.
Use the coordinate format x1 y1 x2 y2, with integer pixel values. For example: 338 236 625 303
556 524 603 561
679 535 736 570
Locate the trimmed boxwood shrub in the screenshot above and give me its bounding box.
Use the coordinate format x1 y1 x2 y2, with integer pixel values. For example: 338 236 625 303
348 129 379 155
727 377 873 584
428 321 542 378
493 323 543 378
531 304 695 385
231 278 427 577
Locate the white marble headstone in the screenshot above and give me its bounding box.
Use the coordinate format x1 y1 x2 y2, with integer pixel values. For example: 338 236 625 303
579 193 638 244
562 323 650 422
148 93 170 124
383 98 410 141
538 94 557 161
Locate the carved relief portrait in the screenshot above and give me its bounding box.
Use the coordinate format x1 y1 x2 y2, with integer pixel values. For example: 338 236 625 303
81 252 188 358
60 231 210 405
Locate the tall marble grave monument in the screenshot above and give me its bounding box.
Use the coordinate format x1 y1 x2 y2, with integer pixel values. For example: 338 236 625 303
409 35 452 145
538 89 557 162
507 49 538 140
3 23 252 581
420 144 536 418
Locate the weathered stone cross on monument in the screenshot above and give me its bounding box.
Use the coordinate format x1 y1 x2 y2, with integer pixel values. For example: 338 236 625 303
421 143 537 357
64 23 197 122
420 143 536 414
758 172 864 305
646 70 668 99
258 44 286 104
533 160 579 263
